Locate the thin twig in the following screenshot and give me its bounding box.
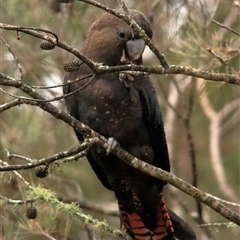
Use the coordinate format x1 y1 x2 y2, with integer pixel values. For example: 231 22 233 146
0 196 34 205
0 74 95 103
59 150 88 164
6 149 33 162
200 222 236 227
206 47 232 74
212 19 240 37
32 73 92 89
211 195 240 207
0 98 38 113
0 160 31 188
0 142 90 171
0 36 23 80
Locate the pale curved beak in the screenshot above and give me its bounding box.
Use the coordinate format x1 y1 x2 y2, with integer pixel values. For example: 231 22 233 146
125 38 145 62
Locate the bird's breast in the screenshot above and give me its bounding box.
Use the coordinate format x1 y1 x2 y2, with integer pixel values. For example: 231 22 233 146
79 76 145 144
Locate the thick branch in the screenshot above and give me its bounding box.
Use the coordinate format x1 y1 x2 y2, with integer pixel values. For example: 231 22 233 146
0 77 239 226
109 143 240 226
0 23 239 85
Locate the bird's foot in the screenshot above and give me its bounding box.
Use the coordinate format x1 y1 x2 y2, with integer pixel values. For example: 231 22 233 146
106 137 119 155
119 73 134 88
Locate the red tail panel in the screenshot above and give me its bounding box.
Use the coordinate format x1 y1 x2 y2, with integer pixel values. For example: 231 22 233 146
119 194 175 240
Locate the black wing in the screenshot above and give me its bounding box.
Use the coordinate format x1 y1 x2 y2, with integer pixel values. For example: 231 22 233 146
137 75 170 172
63 72 112 190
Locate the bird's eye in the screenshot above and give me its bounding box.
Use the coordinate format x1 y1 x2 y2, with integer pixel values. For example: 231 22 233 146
118 31 125 39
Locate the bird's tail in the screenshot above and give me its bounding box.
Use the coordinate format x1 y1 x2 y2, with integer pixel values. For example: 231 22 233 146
119 193 175 240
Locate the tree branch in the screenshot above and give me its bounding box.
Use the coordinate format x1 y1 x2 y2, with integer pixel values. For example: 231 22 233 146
0 76 239 225
0 165 128 239
1 23 239 85
212 19 240 37
197 79 239 203
0 141 89 171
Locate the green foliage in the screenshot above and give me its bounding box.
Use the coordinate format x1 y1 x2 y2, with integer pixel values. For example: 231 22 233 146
28 186 58 203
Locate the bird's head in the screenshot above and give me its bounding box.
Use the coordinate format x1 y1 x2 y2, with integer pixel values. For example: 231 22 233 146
82 10 152 66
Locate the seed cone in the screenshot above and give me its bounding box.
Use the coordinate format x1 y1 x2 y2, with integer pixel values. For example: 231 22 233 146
40 40 55 50
26 207 37 219
64 60 81 72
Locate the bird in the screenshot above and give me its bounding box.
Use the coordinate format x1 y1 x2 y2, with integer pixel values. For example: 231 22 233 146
63 10 195 240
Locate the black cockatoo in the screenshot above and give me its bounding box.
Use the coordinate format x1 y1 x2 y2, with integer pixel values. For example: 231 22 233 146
63 10 196 240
